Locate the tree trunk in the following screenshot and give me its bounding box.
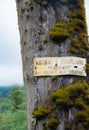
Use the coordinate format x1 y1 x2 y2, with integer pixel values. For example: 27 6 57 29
15 0 89 130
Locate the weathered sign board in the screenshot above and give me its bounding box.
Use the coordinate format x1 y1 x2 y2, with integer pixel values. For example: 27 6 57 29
34 57 86 76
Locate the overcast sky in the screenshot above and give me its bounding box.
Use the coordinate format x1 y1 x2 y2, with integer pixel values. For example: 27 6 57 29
0 0 89 86
0 0 23 86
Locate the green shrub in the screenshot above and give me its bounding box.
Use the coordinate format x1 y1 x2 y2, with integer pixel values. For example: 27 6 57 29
32 106 51 119
49 22 69 42
47 117 59 129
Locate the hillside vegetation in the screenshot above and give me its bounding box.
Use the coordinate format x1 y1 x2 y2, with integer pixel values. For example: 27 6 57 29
0 86 27 130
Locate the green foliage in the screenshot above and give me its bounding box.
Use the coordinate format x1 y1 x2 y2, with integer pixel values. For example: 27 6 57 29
0 97 11 112
0 110 27 130
33 106 51 119
0 87 11 97
47 117 59 129
49 22 69 42
10 86 24 111
51 81 89 111
0 88 27 130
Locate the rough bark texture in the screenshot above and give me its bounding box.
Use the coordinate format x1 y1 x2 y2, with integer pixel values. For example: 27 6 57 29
15 0 89 130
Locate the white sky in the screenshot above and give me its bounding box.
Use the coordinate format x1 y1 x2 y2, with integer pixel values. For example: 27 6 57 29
0 0 23 86
0 0 89 86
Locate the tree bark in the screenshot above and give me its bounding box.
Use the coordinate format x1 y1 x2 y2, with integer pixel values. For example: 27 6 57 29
15 0 89 130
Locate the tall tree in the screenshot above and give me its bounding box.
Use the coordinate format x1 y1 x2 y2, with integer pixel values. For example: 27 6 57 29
15 0 89 130
10 86 23 111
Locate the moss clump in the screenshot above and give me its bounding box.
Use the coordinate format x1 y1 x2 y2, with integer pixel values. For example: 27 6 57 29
65 123 72 130
51 76 58 81
49 22 69 43
47 117 59 129
79 33 89 50
76 109 89 128
69 47 78 54
68 0 84 9
69 18 86 33
86 63 89 73
75 98 86 110
51 81 89 111
51 80 89 129
32 106 51 120
70 38 81 48
68 10 85 21
69 35 88 55
43 38 48 43
67 0 89 55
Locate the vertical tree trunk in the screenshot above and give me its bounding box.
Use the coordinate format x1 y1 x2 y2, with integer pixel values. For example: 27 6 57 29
15 0 89 130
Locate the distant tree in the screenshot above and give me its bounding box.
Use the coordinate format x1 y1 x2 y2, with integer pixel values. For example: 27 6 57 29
10 86 23 111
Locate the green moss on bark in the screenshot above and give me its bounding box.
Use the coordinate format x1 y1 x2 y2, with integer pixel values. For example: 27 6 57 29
49 22 69 43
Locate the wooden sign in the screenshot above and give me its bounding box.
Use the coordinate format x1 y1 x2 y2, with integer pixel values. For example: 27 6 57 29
34 57 86 76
